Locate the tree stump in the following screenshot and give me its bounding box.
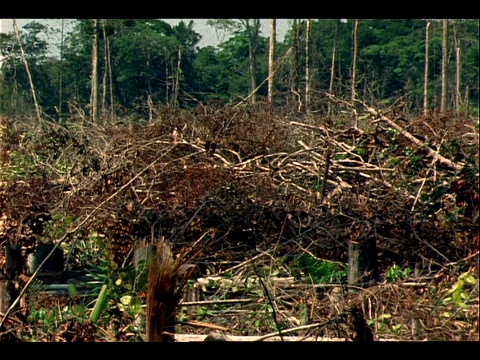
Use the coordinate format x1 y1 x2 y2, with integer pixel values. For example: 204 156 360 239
0 277 17 314
348 237 378 286
5 244 23 280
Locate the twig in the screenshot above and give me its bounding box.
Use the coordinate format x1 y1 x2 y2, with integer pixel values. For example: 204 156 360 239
253 263 284 342
411 137 445 212
178 320 229 331
179 298 253 307
252 317 340 342
216 253 267 276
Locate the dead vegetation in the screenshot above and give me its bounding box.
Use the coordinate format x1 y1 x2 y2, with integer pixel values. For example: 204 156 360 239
0 100 478 341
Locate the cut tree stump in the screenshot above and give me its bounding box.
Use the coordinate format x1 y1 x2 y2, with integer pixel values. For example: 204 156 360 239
348 237 378 286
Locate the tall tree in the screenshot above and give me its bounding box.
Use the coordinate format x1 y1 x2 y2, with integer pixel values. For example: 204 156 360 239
90 19 99 122
327 19 341 118
291 19 301 110
453 21 462 114
440 19 448 113
100 19 114 119
172 44 182 108
245 19 261 104
207 19 261 104
268 19 276 104
423 20 431 115
58 19 65 120
13 20 41 121
351 19 359 103
305 19 311 114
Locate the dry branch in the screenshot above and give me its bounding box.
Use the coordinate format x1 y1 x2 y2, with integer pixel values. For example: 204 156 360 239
358 100 465 171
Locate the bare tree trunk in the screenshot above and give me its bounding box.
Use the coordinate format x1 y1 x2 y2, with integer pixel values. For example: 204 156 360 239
99 19 114 119
101 20 108 119
246 19 261 104
291 19 301 110
423 20 431 116
440 19 448 114
90 19 99 123
107 31 114 119
455 46 461 114
351 19 359 103
453 21 461 114
464 86 469 117
327 19 341 119
165 62 169 103
13 20 42 122
305 19 311 115
172 45 182 109
58 19 65 120
268 19 276 105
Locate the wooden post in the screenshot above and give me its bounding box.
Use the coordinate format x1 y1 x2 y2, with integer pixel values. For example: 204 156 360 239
348 241 361 286
134 244 155 270
5 244 23 279
348 238 378 287
134 244 155 290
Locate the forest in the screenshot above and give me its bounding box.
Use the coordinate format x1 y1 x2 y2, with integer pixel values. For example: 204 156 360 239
0 19 478 342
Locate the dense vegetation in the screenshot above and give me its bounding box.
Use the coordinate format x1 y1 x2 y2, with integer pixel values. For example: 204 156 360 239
0 19 478 342
0 19 478 118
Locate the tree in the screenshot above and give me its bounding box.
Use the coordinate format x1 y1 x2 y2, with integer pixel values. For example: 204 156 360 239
327 19 342 119
192 46 227 102
268 19 276 105
90 19 99 122
453 21 462 114
305 19 311 114
423 20 431 115
0 20 53 116
290 19 302 110
100 19 114 119
207 19 262 104
351 19 359 104
1 19 478 118
13 20 41 121
170 20 201 107
441 19 448 113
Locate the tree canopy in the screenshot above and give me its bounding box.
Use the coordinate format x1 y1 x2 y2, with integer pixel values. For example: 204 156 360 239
0 19 478 119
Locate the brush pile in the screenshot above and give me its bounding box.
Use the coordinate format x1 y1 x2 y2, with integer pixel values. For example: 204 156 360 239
0 100 478 341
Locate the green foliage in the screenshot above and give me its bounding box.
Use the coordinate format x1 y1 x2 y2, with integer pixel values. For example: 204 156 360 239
3 19 477 117
0 150 36 178
368 313 403 335
294 253 347 284
385 264 412 282
441 272 478 310
90 284 109 323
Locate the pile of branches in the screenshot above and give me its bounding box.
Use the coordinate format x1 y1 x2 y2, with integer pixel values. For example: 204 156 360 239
0 98 478 341
1 101 477 271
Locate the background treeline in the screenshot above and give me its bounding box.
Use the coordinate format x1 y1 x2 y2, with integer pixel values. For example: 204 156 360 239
0 18 478 120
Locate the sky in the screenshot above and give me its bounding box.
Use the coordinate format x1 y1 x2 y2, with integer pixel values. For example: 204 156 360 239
0 19 291 49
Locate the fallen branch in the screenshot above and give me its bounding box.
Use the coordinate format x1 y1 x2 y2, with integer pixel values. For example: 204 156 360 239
358 100 464 171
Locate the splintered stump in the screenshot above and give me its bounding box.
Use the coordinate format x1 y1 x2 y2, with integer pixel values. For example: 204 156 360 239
348 238 378 286
146 241 183 342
